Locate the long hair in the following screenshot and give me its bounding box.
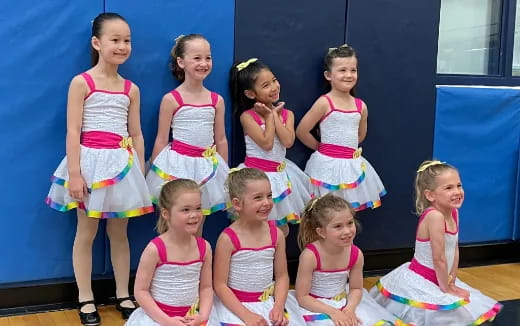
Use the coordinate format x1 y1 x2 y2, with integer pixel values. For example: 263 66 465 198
229 59 270 114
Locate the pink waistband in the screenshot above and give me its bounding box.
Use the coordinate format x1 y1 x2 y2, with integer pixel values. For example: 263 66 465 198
318 143 358 159
155 300 191 317
409 258 438 285
244 156 284 172
81 131 127 149
231 288 264 302
171 140 208 157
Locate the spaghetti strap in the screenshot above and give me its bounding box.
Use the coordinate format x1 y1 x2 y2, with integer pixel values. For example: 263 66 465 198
347 245 360 270
80 72 96 92
247 109 264 126
151 237 168 264
210 92 219 107
322 94 335 110
170 89 184 106
196 237 206 261
268 220 278 246
354 98 363 113
306 243 321 270
123 80 132 95
223 227 241 251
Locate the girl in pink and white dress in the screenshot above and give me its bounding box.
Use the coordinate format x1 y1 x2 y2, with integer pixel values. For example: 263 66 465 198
369 161 502 326
229 58 312 236
296 45 385 211
209 168 303 326
127 179 212 326
45 13 152 325
146 34 229 235
293 194 407 326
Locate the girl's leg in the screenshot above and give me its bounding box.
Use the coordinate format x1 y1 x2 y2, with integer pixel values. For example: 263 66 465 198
106 218 135 308
73 209 100 313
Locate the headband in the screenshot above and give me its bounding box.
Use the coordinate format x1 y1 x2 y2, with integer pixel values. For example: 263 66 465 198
236 58 258 71
417 160 446 173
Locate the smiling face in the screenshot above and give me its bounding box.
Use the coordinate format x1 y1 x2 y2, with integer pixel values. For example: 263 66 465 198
324 56 358 93
92 19 131 65
317 208 357 247
232 179 273 221
177 38 212 81
245 68 280 105
425 169 464 211
161 190 203 235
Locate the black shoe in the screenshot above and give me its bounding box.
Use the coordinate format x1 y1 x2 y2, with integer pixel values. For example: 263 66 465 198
78 300 101 326
115 296 136 320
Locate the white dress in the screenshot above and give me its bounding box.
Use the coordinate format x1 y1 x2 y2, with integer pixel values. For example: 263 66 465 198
289 243 407 326
46 72 153 218
238 109 312 225
208 221 305 326
126 236 208 325
146 90 229 215
304 95 385 211
369 208 502 326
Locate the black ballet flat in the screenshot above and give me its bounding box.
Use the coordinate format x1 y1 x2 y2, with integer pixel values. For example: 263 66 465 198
115 296 137 320
78 300 101 326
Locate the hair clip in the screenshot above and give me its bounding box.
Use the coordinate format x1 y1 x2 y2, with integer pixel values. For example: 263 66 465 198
417 160 446 173
228 167 242 174
308 196 320 211
328 43 349 53
236 58 258 71
174 34 185 43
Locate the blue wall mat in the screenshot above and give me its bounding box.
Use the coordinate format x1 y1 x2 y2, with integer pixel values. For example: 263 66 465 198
105 0 234 270
344 0 441 250
514 137 520 240
434 86 520 243
0 1 105 284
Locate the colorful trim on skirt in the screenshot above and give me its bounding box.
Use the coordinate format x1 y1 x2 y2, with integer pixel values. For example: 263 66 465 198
45 196 153 218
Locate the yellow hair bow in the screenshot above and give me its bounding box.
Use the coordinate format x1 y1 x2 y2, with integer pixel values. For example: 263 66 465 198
229 167 241 174
417 160 446 173
328 43 349 53
236 58 258 71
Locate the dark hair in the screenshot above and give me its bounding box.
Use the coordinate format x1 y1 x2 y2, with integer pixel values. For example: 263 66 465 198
324 44 358 95
229 58 271 114
91 12 128 67
170 34 208 81
298 194 359 249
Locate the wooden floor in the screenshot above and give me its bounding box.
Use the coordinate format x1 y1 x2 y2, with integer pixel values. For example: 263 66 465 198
1 263 519 326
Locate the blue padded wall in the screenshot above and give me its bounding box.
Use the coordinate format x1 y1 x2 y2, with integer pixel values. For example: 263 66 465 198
434 86 520 243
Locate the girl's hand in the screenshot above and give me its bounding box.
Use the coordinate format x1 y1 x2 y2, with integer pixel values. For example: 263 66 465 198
341 307 361 326
253 102 273 116
269 307 288 326
272 101 285 114
184 315 207 326
243 311 269 326
330 310 353 326
449 284 470 301
165 316 190 326
68 175 88 201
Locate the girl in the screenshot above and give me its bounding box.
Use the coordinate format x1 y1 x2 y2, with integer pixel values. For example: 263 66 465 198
146 34 229 235
293 194 407 326
295 45 385 211
229 58 312 236
126 179 212 326
369 160 502 325
209 168 301 326
45 13 152 325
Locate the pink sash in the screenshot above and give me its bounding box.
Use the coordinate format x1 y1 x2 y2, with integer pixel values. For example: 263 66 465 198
318 143 357 159
244 156 284 172
81 131 128 149
154 300 191 317
409 258 438 285
230 288 265 302
171 139 208 157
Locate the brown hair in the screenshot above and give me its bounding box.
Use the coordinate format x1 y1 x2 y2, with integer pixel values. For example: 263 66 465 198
415 160 457 215
156 179 200 234
298 194 358 249
170 34 208 81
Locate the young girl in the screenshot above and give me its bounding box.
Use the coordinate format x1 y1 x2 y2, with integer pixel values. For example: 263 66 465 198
45 13 152 325
146 34 229 235
126 179 212 326
229 58 312 235
293 194 407 326
369 160 502 325
296 45 385 211
209 168 300 326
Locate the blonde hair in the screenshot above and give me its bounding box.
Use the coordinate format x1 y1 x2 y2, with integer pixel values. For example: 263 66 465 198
298 194 357 249
225 168 269 201
414 160 457 214
156 179 200 234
